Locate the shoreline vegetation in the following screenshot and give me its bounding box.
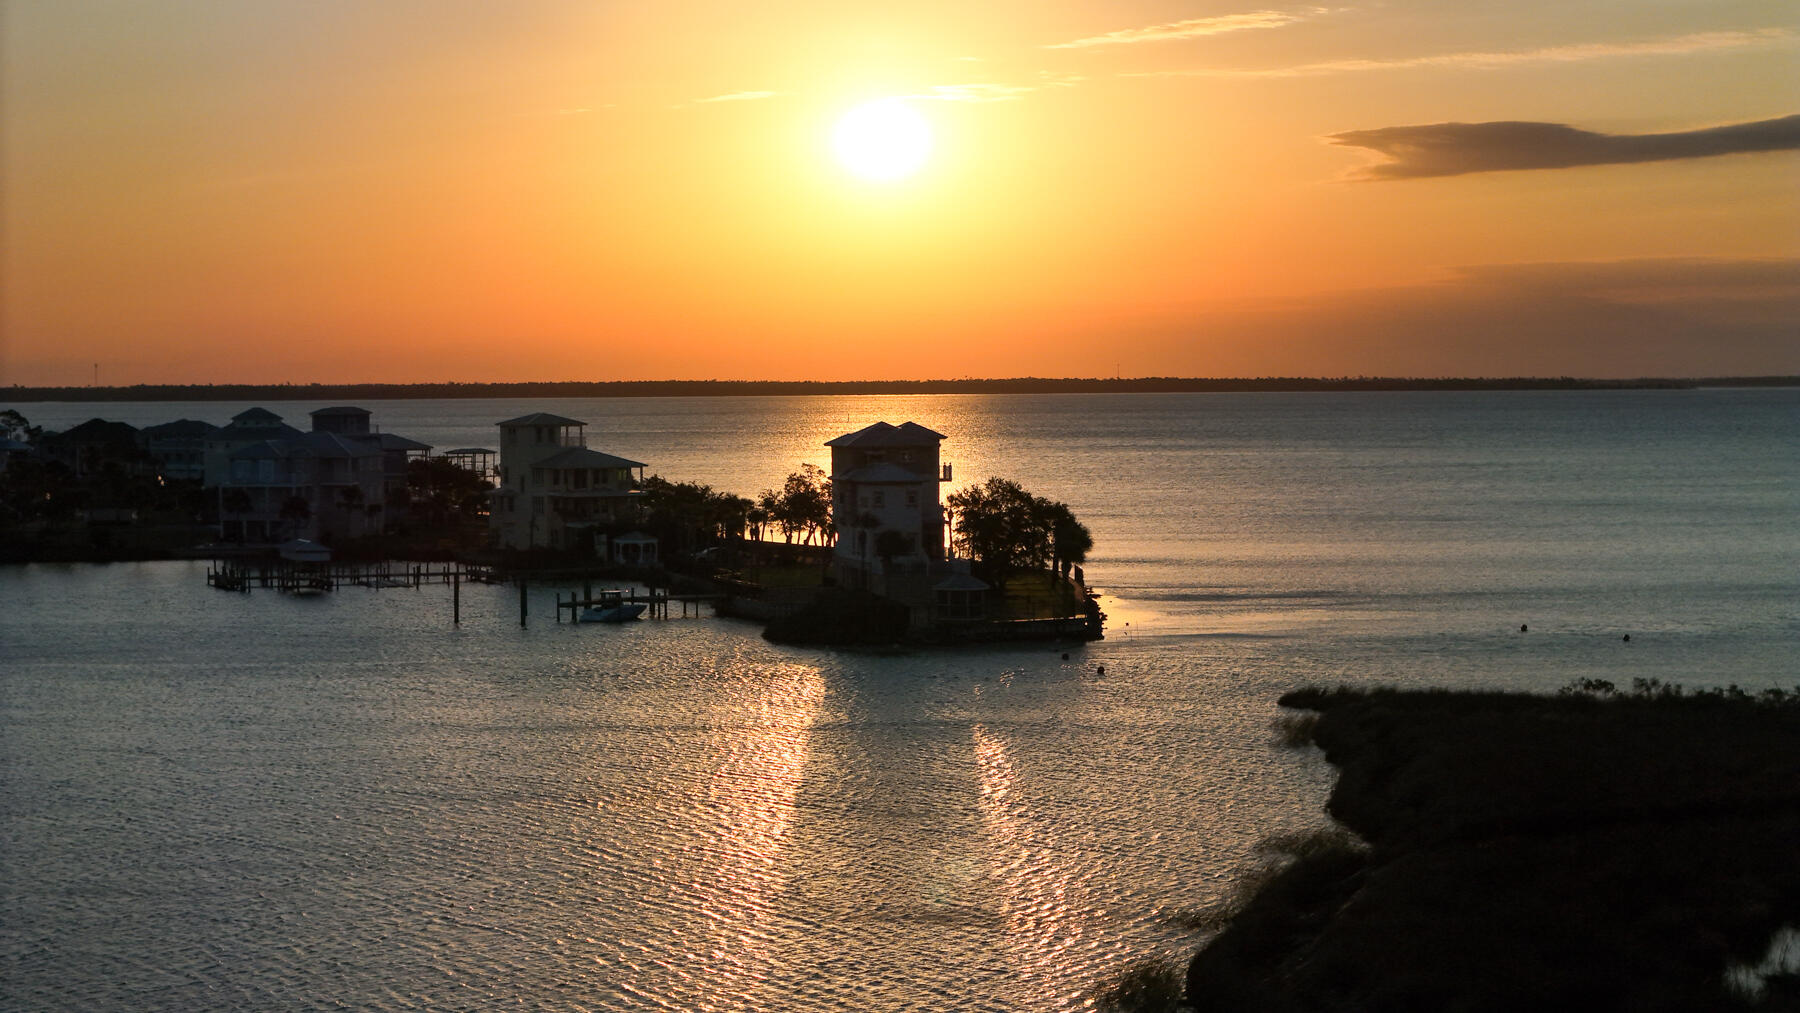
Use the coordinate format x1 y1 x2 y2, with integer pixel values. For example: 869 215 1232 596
7 375 1797 403
1172 682 1800 1013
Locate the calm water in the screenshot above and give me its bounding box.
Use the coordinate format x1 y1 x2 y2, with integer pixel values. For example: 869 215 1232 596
4 391 1797 1010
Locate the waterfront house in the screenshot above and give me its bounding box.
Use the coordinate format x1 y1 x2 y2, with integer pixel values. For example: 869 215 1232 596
309 406 432 503
208 406 431 543
140 419 218 481
0 437 31 474
827 421 951 581
203 408 304 487
826 421 993 627
45 418 145 477
490 413 647 552
218 431 385 543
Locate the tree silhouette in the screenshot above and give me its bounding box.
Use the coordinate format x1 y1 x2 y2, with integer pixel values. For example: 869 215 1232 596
221 488 252 541
278 494 311 541
946 477 1090 591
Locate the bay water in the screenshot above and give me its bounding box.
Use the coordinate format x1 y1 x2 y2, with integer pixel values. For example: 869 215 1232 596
3 390 1795 1009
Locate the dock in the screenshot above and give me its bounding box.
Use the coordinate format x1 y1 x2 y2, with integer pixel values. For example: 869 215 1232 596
204 555 720 627
206 558 496 592
554 588 724 620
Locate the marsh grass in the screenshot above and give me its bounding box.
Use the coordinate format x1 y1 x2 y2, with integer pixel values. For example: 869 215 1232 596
1184 683 1800 1011
1089 958 1185 1013
1271 711 1318 748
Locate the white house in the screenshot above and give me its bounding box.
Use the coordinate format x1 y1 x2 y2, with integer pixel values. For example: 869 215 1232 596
489 413 646 551
825 421 958 601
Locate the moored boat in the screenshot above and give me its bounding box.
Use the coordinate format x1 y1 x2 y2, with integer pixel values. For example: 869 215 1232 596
578 589 646 623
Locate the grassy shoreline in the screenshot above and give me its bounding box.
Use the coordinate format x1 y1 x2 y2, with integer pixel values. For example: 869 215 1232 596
1181 683 1800 1012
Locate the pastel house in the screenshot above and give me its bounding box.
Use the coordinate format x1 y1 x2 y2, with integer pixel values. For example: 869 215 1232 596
490 413 646 552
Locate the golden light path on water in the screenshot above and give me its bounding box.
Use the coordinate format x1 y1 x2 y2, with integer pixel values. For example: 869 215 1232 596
691 662 824 1008
974 705 1097 1008
619 658 826 1012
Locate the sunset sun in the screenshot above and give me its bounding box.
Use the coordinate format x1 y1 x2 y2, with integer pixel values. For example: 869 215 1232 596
830 98 933 182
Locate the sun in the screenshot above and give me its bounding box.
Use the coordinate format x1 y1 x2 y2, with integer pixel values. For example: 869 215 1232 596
831 98 933 183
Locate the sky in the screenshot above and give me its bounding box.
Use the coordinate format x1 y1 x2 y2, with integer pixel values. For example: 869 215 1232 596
3 0 1797 385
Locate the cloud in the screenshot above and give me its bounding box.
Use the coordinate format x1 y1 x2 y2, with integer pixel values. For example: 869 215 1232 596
910 82 1040 102
695 90 779 104
1047 10 1316 49
1130 27 1794 77
1328 114 1800 179
1452 258 1800 301
1112 259 1800 377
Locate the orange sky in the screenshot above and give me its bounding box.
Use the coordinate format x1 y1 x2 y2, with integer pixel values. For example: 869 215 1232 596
4 1 1797 385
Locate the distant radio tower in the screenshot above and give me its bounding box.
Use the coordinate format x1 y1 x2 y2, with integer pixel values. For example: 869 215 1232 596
93 362 99 387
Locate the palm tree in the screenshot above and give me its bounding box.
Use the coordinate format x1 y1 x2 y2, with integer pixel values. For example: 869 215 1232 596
220 488 252 542
874 528 911 573
337 485 365 538
278 494 312 541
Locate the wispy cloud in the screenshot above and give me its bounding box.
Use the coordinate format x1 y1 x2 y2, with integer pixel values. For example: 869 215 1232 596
695 90 780 103
1047 10 1318 49
1131 28 1794 77
909 82 1046 102
1328 114 1800 179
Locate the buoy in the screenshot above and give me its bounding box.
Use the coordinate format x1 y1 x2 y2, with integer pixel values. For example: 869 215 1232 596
1521 624 1528 633
1096 665 1106 675
1061 653 1070 660
1622 634 1630 642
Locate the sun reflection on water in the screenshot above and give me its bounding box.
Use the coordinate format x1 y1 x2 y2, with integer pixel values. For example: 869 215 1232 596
667 661 825 1010
974 722 1096 1008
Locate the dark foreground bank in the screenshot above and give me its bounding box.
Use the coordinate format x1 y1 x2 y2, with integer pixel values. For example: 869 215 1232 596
1184 682 1800 1013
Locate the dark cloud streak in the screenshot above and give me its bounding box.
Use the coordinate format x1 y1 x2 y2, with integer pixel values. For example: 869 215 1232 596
1330 115 1800 179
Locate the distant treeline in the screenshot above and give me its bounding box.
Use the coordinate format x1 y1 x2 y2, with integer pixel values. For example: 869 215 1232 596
7 376 1797 402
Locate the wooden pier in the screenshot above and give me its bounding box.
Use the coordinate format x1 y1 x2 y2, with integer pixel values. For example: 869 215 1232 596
206 558 495 592
205 556 719 628
554 588 724 621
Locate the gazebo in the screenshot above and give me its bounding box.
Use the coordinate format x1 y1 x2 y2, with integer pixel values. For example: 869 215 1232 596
933 573 989 621
610 531 659 566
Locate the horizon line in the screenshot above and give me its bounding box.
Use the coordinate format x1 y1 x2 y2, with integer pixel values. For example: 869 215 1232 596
7 375 1799 402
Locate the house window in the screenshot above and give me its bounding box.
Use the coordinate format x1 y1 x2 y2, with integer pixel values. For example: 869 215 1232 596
905 489 918 508
873 490 886 508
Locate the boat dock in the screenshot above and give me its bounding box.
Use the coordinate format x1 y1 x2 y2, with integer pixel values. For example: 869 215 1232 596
205 555 720 627
554 588 724 620
206 558 497 593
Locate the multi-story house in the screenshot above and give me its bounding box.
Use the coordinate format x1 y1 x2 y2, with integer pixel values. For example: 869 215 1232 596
140 419 218 481
489 413 646 552
825 420 993 627
218 431 386 543
208 406 430 543
204 408 304 487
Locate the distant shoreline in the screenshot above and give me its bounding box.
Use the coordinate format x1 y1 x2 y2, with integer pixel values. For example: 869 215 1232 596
6 376 1796 403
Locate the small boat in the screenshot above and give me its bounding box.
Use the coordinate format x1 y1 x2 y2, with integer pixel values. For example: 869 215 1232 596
578 589 646 623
